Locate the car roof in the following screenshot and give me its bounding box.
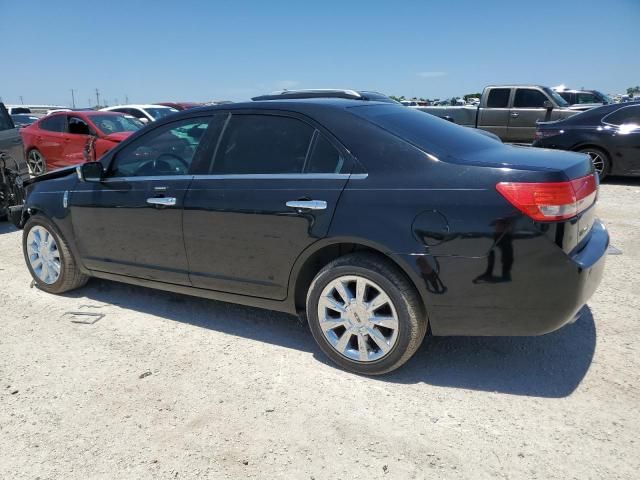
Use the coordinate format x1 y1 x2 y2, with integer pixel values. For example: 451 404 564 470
104 104 174 110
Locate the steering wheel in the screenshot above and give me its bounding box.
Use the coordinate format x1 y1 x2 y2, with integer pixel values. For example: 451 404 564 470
137 153 188 176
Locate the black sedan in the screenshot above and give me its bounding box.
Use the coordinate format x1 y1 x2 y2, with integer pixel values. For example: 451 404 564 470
534 102 640 179
15 92 608 375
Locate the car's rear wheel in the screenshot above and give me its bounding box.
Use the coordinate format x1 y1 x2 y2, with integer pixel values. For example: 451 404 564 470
22 215 89 294
579 147 610 180
306 253 427 375
27 149 46 176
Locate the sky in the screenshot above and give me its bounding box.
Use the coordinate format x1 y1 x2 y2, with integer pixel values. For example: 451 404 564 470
1 0 639 107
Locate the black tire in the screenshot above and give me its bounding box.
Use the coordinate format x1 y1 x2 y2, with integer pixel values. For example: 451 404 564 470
578 147 610 180
27 149 47 176
22 215 89 294
306 253 427 375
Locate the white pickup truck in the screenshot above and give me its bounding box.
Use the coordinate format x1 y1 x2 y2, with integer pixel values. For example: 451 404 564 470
419 85 580 143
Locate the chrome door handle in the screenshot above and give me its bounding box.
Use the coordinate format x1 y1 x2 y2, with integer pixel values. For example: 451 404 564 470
146 197 176 207
510 112 519 118
286 200 327 211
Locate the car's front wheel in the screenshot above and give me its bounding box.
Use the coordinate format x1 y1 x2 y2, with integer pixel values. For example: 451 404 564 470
22 215 89 294
306 253 427 375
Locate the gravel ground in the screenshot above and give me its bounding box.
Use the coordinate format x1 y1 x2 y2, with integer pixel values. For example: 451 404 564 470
1 178 639 480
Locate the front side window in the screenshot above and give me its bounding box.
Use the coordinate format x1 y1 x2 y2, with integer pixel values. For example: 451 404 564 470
39 115 65 132
109 117 211 177
603 105 640 126
514 89 549 108
68 117 92 135
211 114 314 174
486 89 510 108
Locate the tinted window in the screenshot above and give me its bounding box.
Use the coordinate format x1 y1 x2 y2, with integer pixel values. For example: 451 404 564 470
68 117 92 135
39 115 65 132
11 107 31 114
211 115 314 174
603 105 640 126
576 92 598 104
145 107 178 120
306 134 345 173
486 89 510 108
349 104 499 158
514 89 548 108
110 117 211 177
558 91 574 104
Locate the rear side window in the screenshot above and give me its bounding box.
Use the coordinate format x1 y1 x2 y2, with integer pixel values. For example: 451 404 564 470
576 92 598 104
603 105 640 126
486 89 510 108
39 115 65 132
211 115 314 174
349 104 499 158
306 134 345 173
513 89 548 108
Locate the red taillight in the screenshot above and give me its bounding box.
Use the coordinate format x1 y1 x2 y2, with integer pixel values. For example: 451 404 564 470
496 174 598 221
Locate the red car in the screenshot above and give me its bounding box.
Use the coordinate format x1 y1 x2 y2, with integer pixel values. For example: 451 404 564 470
20 111 143 175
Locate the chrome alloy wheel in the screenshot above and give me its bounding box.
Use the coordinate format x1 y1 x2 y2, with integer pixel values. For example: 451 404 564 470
317 275 399 362
26 226 61 284
582 149 605 175
27 150 46 175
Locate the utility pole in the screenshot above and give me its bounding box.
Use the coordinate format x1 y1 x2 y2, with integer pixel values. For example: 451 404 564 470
19 96 24 105
95 88 101 108
125 94 129 104
70 89 76 108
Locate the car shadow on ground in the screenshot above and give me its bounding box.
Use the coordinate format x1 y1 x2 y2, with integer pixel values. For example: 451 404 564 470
0 221 17 235
604 176 640 186
66 279 595 399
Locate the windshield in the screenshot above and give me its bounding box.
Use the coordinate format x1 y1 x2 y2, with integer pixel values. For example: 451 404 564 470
594 91 613 104
543 87 570 107
146 107 178 119
90 114 144 134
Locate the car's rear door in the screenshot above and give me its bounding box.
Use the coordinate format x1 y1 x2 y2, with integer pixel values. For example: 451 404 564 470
508 88 551 143
34 115 67 168
69 114 214 284
183 110 352 300
477 87 511 140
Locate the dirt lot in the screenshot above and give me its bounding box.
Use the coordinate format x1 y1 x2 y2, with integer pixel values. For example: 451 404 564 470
1 179 639 480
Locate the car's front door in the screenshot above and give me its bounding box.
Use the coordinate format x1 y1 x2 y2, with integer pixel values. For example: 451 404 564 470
183 111 352 299
508 88 552 143
62 116 94 166
69 115 214 284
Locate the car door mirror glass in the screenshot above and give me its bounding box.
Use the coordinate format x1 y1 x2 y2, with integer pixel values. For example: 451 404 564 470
80 161 104 182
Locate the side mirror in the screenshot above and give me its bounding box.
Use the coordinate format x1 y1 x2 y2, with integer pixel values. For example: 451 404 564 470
543 100 554 110
78 161 104 182
139 117 149 124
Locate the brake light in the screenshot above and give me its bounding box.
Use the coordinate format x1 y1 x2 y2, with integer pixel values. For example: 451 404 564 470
496 174 598 221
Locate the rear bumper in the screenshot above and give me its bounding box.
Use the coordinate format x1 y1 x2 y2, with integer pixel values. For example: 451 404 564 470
397 220 609 336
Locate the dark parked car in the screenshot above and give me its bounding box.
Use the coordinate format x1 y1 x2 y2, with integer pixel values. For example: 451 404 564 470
16 92 608 374
534 102 640 179
0 103 28 220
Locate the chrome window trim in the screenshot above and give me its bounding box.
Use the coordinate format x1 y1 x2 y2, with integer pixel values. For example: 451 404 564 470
100 173 368 182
